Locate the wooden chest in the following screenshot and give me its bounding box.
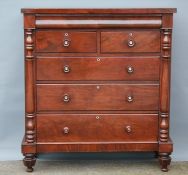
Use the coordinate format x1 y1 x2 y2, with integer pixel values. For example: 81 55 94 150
21 8 176 172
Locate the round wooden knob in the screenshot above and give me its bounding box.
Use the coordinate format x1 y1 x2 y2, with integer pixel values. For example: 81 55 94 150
63 127 69 134
127 95 133 103
63 39 70 47
127 39 135 47
64 65 70 73
63 94 70 103
127 66 134 74
126 126 132 133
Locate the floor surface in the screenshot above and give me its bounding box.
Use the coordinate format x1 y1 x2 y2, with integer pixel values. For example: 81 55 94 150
0 160 188 175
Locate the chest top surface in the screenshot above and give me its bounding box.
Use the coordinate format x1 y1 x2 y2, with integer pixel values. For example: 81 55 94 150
21 8 176 14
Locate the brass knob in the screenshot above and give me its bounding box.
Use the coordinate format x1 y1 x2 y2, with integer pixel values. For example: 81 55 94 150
127 39 135 47
63 127 69 134
64 65 70 73
127 66 134 74
126 126 132 133
63 39 70 47
127 95 133 103
63 94 70 103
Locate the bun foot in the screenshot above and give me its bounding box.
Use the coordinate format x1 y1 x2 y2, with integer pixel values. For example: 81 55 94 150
159 153 171 172
23 153 36 172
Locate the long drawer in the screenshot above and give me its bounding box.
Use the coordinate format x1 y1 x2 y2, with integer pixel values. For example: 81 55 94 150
36 57 160 81
37 84 159 111
37 114 158 142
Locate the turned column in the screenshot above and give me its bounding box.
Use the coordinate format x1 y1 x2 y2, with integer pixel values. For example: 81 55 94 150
23 14 36 172
159 20 173 171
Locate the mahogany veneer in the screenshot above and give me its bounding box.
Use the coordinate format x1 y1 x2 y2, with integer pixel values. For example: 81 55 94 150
37 84 159 111
21 8 176 172
36 57 160 81
36 31 97 53
101 31 161 53
37 114 158 142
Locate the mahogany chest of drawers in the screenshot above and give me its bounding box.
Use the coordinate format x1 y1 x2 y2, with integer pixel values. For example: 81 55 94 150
21 8 176 172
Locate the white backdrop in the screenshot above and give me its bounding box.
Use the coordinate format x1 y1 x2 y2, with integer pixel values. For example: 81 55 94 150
0 0 187 161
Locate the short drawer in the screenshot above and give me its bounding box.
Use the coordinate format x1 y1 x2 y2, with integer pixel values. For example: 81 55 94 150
37 114 158 142
37 57 160 81
37 84 159 111
101 31 160 53
36 31 97 53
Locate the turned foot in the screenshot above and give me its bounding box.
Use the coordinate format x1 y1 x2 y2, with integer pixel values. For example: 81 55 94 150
23 153 36 172
159 153 171 172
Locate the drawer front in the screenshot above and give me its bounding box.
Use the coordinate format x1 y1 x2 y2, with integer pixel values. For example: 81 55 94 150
37 114 158 142
37 57 160 81
101 31 160 53
36 31 97 53
37 84 159 111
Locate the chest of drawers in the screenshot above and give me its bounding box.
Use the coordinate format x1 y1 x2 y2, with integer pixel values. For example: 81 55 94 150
21 8 176 172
